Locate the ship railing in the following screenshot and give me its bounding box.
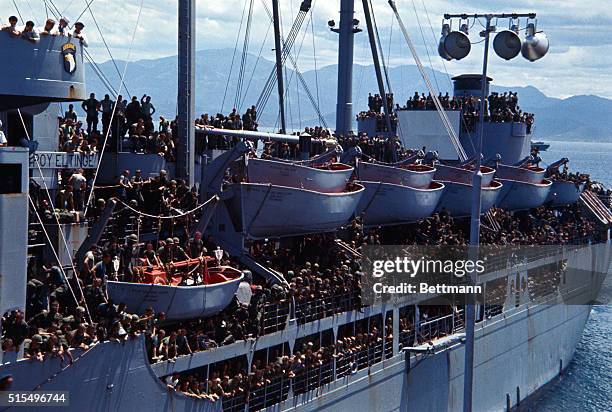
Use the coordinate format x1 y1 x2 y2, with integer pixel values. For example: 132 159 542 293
334 354 352 379
294 292 359 325
247 375 291 411
221 393 247 412
94 206 197 245
416 312 457 344
481 243 590 275
27 221 46 248
261 301 290 334
245 364 336 410
384 336 393 359
292 361 334 395
334 341 385 375
453 309 465 331
231 347 393 409
399 329 417 348
483 304 504 319
527 270 562 302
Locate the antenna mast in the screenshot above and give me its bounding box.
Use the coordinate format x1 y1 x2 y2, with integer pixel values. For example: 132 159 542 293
272 0 287 134
333 0 360 136
177 0 196 187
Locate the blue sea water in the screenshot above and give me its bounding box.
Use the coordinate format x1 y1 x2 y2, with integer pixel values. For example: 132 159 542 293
527 140 612 411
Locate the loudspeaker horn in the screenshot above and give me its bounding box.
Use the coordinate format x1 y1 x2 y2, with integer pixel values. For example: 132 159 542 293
521 23 549 61
443 24 471 61
438 23 453 61
493 28 522 60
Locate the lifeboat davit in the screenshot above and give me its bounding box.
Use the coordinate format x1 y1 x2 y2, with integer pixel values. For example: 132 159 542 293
223 182 364 239
356 159 435 189
356 181 445 226
434 163 496 187
495 164 546 184
496 178 553 210
546 180 585 205
247 157 353 193
436 180 503 216
107 258 244 320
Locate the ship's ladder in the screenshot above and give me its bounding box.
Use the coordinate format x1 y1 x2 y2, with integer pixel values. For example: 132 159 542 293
580 190 612 225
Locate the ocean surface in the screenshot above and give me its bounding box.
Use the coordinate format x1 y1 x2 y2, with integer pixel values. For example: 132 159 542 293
526 140 612 411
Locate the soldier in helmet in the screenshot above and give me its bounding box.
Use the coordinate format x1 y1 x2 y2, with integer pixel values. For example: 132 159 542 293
172 237 189 261
158 238 175 264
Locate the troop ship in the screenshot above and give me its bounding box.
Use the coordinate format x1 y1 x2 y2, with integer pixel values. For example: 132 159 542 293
0 1 610 412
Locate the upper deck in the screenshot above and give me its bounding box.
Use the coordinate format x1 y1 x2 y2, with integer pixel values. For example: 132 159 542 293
0 31 86 110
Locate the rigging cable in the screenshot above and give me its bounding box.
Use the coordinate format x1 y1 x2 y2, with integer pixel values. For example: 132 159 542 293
221 0 250 113
387 9 394 68
410 0 440 92
354 25 369 106
274 0 326 130
11 0 24 23
23 0 38 25
84 52 120 97
71 0 96 29
258 0 327 128
113 194 219 220
255 0 306 110
45 0 121 98
82 0 132 97
18 109 93 324
369 0 395 135
239 20 272 109
61 0 77 16
235 0 255 111
280 0 319 129
420 0 476 154
387 1 467 160
27 196 85 318
284 0 294 131
84 0 145 215
369 0 393 95
310 3 321 114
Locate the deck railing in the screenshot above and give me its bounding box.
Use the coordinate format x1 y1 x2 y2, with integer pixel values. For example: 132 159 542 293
260 301 290 334
294 292 360 325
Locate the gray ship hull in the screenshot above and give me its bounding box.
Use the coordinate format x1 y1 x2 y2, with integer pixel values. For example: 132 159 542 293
2 243 607 412
284 302 592 412
0 293 595 412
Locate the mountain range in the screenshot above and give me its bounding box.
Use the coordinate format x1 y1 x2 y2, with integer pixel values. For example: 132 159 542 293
85 48 612 142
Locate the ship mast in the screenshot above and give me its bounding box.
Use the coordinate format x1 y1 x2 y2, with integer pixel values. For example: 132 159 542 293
333 0 360 136
361 0 393 133
272 0 287 134
177 0 196 187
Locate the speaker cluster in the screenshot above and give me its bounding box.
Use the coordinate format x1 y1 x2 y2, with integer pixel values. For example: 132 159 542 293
439 17 548 62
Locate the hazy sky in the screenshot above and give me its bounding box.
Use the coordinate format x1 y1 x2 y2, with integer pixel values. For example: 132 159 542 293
2 0 611 98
